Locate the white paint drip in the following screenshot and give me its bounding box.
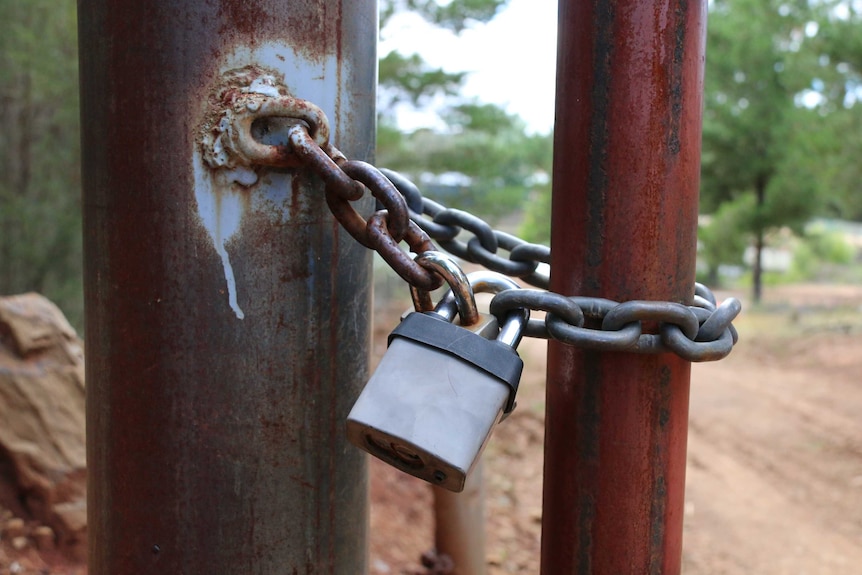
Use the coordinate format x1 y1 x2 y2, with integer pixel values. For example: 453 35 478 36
192 161 257 319
217 243 243 319
193 41 351 319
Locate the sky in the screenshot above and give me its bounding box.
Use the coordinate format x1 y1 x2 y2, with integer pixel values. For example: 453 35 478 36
379 0 559 134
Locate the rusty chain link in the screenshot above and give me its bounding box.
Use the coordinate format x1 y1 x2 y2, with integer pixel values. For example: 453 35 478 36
227 98 740 362
290 129 444 290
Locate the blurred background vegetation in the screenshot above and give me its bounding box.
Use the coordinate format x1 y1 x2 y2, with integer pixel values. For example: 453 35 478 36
0 1 81 326
2 0 862 332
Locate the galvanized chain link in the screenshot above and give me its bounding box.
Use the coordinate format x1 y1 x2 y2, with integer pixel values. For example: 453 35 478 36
381 169 552 289
231 100 740 362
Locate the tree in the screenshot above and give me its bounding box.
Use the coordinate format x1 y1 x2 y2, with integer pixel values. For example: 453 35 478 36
380 0 508 34
697 197 751 286
0 0 82 327
379 103 552 218
701 0 828 302
378 0 508 125
811 2 862 221
377 0 553 221
0 0 537 332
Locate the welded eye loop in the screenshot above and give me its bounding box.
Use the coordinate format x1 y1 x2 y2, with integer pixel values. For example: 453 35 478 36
231 94 331 167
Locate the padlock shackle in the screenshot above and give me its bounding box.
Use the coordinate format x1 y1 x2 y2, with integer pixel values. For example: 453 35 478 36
437 271 530 349
498 309 528 349
411 251 480 326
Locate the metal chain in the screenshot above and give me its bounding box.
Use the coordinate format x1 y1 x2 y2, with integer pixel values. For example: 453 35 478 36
225 99 741 362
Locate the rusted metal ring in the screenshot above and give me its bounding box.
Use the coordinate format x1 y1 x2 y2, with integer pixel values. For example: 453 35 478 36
409 287 436 314
231 95 329 167
365 213 443 292
289 127 364 200
326 187 373 248
341 161 410 244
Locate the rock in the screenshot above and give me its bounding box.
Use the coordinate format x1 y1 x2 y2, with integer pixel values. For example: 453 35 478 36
0 293 86 560
52 500 87 559
2 517 25 539
11 536 28 550
31 525 55 551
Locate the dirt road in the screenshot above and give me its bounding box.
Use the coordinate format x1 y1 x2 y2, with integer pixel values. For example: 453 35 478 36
370 285 862 574
683 306 862 573
2 285 860 574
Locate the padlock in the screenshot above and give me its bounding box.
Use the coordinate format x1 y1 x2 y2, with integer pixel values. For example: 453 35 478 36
346 252 528 492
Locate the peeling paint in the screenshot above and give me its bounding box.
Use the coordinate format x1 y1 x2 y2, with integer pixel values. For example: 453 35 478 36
83 2 375 571
192 44 351 318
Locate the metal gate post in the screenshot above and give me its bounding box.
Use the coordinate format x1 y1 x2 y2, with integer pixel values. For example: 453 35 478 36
542 1 705 573
79 2 376 573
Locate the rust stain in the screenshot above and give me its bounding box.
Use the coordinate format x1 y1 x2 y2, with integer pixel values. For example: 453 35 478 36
218 2 270 40
667 0 689 157
585 2 615 288
81 0 374 572
545 0 705 572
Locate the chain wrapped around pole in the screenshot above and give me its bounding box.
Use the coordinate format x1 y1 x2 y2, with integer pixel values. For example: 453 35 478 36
218 94 741 362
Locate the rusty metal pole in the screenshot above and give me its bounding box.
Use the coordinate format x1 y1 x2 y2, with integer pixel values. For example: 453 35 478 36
542 1 705 573
79 2 376 573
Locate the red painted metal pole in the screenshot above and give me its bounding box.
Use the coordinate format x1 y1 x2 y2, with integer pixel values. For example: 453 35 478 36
543 1 705 573
79 1 376 573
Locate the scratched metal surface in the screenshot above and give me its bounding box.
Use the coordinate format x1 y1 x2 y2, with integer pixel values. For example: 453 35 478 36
79 2 376 573
543 1 706 573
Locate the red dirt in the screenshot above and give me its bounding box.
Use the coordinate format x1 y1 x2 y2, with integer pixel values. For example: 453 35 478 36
369 284 862 574
3 283 861 574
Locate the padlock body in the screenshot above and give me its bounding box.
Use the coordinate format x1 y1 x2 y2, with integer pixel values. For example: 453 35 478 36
346 313 521 492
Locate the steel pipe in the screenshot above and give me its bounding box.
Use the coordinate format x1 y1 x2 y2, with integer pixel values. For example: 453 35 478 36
79 1 376 573
543 0 706 572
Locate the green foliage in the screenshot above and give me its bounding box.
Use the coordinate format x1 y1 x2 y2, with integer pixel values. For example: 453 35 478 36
444 103 516 135
698 197 752 286
380 0 508 33
0 0 82 328
378 0 508 121
789 227 855 281
377 1 551 221
518 182 552 244
700 0 839 301
379 103 552 218
702 0 818 207
817 1 862 89
810 4 862 220
379 51 467 107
